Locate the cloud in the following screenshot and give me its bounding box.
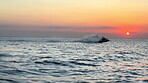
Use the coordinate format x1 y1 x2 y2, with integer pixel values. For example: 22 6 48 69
46 26 118 30
47 26 75 29
0 24 118 30
96 26 117 29
0 24 118 34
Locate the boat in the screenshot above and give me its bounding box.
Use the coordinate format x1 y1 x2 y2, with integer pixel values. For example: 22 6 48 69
78 34 109 43
98 36 109 43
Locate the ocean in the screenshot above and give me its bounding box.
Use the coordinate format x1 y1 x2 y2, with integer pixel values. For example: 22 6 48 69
0 37 148 83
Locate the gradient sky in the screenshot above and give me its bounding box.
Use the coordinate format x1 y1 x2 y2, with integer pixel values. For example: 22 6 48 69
0 0 148 38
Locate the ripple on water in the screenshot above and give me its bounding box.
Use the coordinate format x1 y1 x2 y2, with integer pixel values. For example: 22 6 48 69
0 79 18 83
35 60 74 67
0 53 12 57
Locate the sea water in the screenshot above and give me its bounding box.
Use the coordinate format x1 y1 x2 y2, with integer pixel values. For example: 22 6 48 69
0 37 148 83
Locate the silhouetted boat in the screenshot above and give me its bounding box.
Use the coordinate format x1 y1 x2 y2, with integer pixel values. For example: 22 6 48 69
98 36 109 43
78 34 109 43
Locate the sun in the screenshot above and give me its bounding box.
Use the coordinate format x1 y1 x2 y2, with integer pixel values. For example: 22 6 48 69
126 32 130 36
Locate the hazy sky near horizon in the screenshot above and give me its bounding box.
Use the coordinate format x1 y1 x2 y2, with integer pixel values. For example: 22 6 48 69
0 0 148 38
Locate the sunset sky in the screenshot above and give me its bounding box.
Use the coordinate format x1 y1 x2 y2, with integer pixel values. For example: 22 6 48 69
0 0 148 38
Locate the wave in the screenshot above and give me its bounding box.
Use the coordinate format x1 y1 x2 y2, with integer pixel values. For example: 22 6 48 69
0 54 12 57
35 60 73 67
35 60 99 67
0 79 17 83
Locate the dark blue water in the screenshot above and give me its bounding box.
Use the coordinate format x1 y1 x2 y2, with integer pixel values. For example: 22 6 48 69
0 37 148 83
